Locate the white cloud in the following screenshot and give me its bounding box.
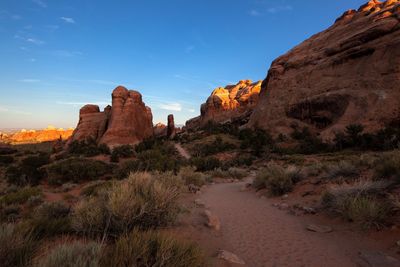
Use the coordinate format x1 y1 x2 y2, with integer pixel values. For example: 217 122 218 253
32 0 47 8
0 106 9 112
19 79 40 83
0 106 31 115
27 38 45 45
158 103 182 112
267 5 292 14
249 10 261 16
187 109 196 113
60 17 75 24
56 101 110 106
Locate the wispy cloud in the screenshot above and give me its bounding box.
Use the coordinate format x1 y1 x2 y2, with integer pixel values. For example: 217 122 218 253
32 0 47 8
0 106 32 116
249 9 261 16
248 4 293 16
50 50 82 58
87 80 120 86
60 17 75 24
27 38 45 45
158 102 182 112
187 108 196 113
19 79 40 83
56 101 110 106
11 14 22 20
267 5 292 13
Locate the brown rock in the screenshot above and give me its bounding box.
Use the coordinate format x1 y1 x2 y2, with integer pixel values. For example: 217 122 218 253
70 86 154 147
167 114 176 139
186 80 262 129
203 210 221 231
306 224 333 233
217 250 245 265
153 122 167 137
248 0 400 140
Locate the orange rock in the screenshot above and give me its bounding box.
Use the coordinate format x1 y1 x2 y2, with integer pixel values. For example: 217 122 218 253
248 0 400 140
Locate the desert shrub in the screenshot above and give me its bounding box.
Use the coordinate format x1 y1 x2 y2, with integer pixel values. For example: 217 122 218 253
68 137 110 157
227 167 247 180
201 120 239 136
101 228 205 267
209 168 230 179
35 241 102 267
0 155 14 165
290 127 330 154
72 173 181 238
324 161 359 180
374 151 400 181
23 202 71 238
191 156 221 172
0 147 17 155
137 149 182 172
322 180 393 229
253 164 301 196
0 187 42 206
0 204 21 223
46 158 113 185
178 166 207 186
0 223 37 267
239 128 274 157
192 136 236 157
110 145 135 163
6 153 50 186
226 154 255 167
80 180 113 197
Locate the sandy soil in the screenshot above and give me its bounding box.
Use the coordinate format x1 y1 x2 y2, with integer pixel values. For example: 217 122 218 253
197 179 399 267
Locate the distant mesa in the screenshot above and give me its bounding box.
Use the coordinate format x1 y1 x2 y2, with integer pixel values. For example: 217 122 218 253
69 86 154 147
246 0 400 139
186 80 262 129
2 126 74 144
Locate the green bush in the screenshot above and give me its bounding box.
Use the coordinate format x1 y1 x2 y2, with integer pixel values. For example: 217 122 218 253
191 156 221 172
72 172 181 238
46 158 113 185
178 167 207 186
253 164 301 196
68 138 110 157
239 128 274 156
0 223 37 267
6 153 50 186
192 136 236 157
102 228 205 267
0 187 42 206
227 167 247 180
35 241 102 267
110 145 135 163
290 127 330 154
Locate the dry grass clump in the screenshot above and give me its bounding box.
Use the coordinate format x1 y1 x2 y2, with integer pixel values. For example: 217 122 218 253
209 167 247 180
0 223 37 267
102 228 205 267
72 172 181 238
374 150 400 182
178 166 208 186
0 187 42 206
323 160 359 180
34 241 102 267
322 179 393 229
253 163 302 196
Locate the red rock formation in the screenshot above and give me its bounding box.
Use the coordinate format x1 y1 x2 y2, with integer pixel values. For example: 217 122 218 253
70 86 154 147
186 80 262 129
248 0 400 139
167 114 176 139
8 126 74 144
154 123 167 137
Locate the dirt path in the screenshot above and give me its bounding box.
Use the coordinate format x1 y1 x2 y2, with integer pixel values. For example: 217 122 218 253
175 143 191 159
200 179 361 267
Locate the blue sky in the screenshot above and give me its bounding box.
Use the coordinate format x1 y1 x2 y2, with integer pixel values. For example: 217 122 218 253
0 0 366 129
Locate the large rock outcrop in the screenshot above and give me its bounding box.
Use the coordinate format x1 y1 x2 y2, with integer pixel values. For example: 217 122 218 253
186 80 262 129
7 126 74 144
70 86 154 147
248 0 400 139
167 114 176 139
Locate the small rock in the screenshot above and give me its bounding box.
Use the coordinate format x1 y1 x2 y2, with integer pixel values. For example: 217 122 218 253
281 194 289 200
218 250 245 265
278 203 289 210
194 199 205 207
396 240 400 247
204 210 220 231
358 251 400 267
302 206 317 214
306 224 333 233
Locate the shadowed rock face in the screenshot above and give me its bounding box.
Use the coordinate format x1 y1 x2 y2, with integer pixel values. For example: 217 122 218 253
186 80 262 129
248 0 400 139
70 86 153 147
167 114 176 139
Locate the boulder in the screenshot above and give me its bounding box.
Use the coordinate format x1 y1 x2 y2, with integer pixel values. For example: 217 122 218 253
248 0 400 140
186 80 261 129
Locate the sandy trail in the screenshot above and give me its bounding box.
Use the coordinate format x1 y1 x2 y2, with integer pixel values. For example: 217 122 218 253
201 180 358 267
175 143 191 159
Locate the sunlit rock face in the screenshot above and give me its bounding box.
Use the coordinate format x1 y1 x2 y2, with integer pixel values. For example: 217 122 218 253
154 122 167 137
186 80 262 129
248 0 400 139
8 126 74 144
70 86 154 147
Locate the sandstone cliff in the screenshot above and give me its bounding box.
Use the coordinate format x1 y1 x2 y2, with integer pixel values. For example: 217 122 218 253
186 80 262 129
70 86 154 147
248 0 400 139
6 126 74 144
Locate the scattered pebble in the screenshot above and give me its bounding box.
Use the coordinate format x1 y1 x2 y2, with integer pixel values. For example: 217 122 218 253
281 194 289 200
218 250 245 265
